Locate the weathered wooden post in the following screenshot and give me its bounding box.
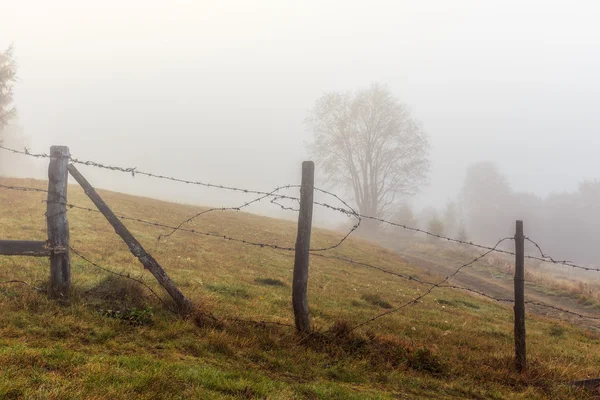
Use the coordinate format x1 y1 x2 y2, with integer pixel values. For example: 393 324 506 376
68 163 194 314
292 161 314 333
514 220 526 372
47 146 71 297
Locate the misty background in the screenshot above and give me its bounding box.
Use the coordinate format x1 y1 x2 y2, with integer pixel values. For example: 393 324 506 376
1 1 599 264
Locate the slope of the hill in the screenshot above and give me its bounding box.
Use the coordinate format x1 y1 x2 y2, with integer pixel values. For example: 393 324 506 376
379 237 600 333
0 177 598 399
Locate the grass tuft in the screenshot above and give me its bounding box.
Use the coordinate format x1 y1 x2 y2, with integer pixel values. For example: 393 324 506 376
361 293 393 309
254 277 286 287
206 283 252 299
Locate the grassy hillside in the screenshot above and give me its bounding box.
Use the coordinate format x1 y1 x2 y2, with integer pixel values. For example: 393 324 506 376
0 177 598 399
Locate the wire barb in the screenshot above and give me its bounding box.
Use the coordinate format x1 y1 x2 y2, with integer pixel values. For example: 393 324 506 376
0 183 48 193
525 237 600 272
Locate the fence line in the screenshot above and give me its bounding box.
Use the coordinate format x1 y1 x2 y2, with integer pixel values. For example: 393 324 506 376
0 144 597 269
3 183 598 311
31 199 600 322
157 184 299 241
0 167 598 277
2 144 600 376
0 144 525 255
0 183 48 193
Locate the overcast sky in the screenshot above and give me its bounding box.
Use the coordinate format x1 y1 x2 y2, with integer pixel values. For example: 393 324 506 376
2 0 599 221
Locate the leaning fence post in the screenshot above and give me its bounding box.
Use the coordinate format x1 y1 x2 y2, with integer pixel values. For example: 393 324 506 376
67 163 194 314
47 146 71 297
292 161 314 333
514 220 526 372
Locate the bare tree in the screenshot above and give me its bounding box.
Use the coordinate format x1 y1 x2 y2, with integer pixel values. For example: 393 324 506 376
306 84 429 227
0 46 17 139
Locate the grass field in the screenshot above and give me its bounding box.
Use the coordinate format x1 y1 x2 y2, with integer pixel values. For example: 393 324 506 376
0 177 599 399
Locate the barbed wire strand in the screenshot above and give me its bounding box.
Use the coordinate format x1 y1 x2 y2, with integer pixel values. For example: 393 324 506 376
525 237 600 273
314 252 600 320
158 185 299 241
3 146 599 322
524 300 600 321
312 252 509 299
46 200 357 252
0 145 307 202
348 237 513 332
0 183 48 193
1 145 517 255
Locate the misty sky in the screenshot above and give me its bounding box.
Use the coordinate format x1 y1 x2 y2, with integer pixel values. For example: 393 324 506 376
2 0 600 219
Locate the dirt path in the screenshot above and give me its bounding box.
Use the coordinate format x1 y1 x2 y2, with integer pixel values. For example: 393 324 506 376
396 248 600 332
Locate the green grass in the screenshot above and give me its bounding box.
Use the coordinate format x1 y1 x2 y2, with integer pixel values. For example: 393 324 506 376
361 293 393 309
0 177 598 399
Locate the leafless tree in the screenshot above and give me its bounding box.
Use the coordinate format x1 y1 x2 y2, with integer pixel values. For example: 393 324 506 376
306 84 429 227
0 46 17 139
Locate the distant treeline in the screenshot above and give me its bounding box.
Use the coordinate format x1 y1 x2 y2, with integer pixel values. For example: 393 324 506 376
392 161 599 266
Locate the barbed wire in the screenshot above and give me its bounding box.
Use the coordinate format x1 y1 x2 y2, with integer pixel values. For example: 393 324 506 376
69 245 177 313
4 145 599 324
0 144 306 201
348 237 513 332
270 196 300 212
525 237 600 272
46 200 298 251
65 244 299 327
0 145 50 159
0 145 364 234
54 202 599 323
158 185 299 241
0 183 48 193
45 200 359 252
314 251 600 321
1 144 518 256
524 300 600 321
312 252 510 299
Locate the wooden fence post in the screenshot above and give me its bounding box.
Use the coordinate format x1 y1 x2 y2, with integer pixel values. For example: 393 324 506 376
47 146 71 297
67 164 194 314
292 161 314 333
514 220 526 372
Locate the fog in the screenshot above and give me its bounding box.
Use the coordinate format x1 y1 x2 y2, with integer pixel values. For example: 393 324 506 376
2 1 600 256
